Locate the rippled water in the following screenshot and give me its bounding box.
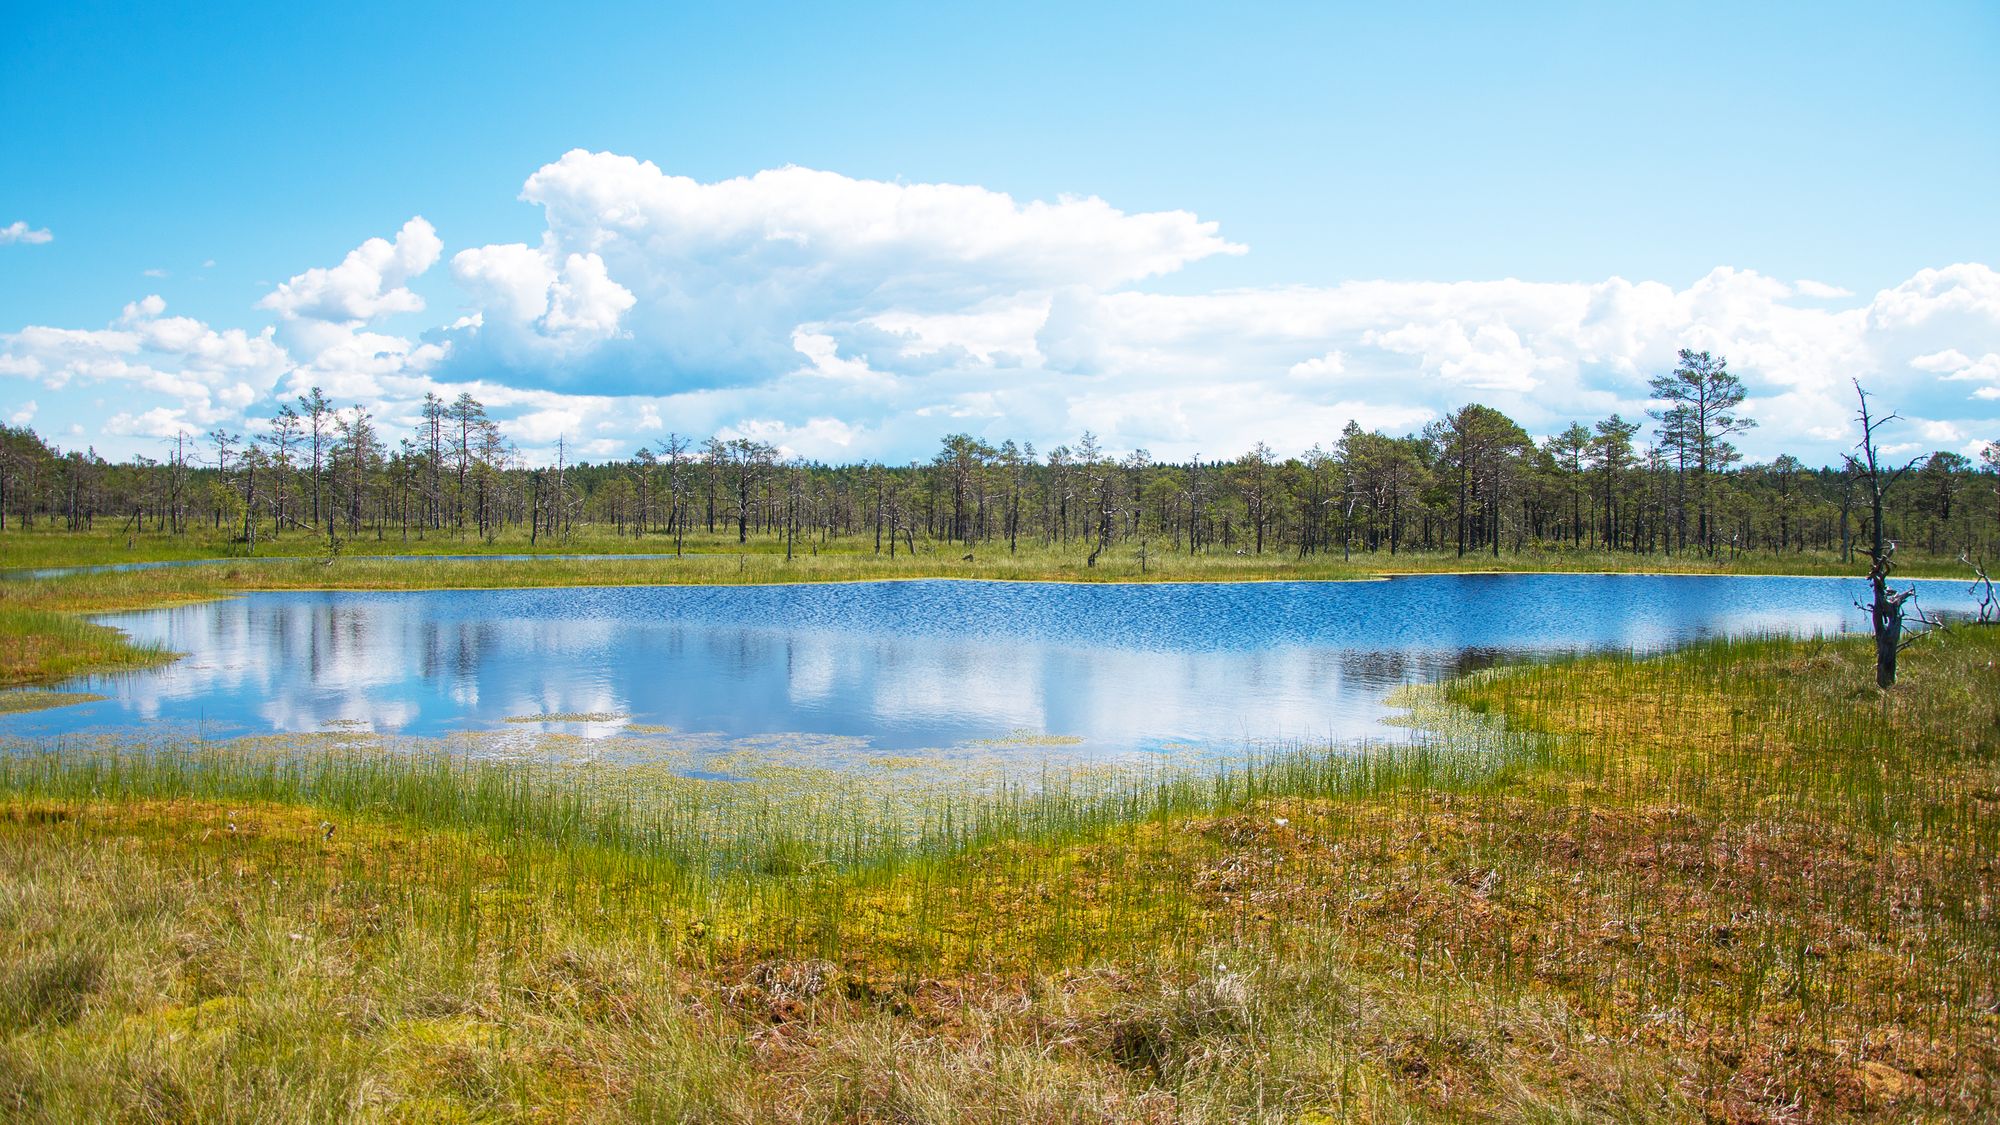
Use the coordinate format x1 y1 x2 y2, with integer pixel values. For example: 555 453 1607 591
3 574 1980 758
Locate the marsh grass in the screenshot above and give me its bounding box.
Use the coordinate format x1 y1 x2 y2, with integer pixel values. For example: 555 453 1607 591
0 691 107 715
1 627 1994 1120
0 605 171 688
0 519 1306 571
9 521 1983 574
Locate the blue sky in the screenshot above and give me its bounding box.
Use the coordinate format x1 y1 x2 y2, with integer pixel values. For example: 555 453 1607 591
3 1 1997 464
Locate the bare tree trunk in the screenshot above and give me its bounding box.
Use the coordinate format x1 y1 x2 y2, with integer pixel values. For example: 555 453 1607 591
1867 544 1911 689
242 458 255 551
1848 382 1919 688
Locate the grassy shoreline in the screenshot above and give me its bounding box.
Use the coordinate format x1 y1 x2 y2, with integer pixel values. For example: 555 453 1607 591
9 522 1979 572
0 628 1993 1121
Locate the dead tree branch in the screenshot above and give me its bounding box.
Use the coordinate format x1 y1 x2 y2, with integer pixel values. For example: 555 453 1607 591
1963 553 1997 625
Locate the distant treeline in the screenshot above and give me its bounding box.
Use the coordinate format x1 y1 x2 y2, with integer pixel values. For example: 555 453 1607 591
4 352 1997 561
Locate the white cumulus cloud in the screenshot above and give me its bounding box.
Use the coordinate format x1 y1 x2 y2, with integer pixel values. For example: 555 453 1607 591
259 217 442 323
260 220 455 406
1793 279 1854 299
0 296 287 436
440 150 1244 391
1 221 53 245
451 243 634 358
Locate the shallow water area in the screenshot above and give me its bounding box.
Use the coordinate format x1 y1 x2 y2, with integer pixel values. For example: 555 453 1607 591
3 574 1980 769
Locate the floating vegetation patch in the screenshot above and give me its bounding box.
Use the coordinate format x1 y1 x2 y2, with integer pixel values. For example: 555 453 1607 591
502 711 629 724
1379 679 1525 751
0 690 107 714
967 729 1087 748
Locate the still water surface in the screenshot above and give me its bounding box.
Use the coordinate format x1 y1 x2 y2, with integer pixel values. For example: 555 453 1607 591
3 575 1980 757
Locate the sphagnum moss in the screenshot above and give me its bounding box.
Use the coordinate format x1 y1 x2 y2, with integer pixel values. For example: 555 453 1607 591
0 628 1995 1122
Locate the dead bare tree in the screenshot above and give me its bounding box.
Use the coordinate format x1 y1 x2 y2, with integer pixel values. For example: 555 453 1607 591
1963 553 1997 624
1844 382 1930 688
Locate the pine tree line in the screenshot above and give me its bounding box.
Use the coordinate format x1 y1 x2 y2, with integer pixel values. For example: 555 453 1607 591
4 352 1997 561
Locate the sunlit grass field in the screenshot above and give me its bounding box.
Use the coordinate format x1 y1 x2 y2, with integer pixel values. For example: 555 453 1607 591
1 627 1994 1121
4 522 1979 577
